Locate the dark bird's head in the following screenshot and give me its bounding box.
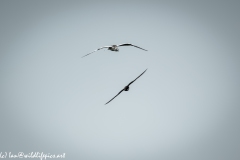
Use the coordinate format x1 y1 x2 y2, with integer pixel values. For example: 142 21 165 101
124 86 129 91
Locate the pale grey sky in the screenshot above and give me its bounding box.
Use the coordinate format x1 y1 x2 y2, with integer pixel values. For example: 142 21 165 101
1 0 240 160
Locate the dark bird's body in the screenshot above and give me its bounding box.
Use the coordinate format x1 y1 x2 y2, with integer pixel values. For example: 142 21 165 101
105 69 147 105
82 43 147 58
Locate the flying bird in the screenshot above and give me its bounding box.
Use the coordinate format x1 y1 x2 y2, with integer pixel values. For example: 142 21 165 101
82 43 147 58
105 69 147 105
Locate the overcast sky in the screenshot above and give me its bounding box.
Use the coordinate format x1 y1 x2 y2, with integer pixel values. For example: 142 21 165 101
1 0 240 160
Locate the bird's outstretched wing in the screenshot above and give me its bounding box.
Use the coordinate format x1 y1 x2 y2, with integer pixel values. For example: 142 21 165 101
128 69 147 86
105 88 125 105
117 43 148 51
82 46 110 58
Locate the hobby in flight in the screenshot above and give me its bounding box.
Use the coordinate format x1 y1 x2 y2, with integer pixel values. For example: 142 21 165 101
105 69 147 105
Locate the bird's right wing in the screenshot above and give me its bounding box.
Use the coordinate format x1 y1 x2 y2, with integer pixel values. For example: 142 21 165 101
82 46 110 58
105 89 124 105
117 43 148 51
128 69 147 86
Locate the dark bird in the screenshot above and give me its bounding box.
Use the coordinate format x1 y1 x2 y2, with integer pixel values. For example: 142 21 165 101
82 43 147 58
105 69 147 105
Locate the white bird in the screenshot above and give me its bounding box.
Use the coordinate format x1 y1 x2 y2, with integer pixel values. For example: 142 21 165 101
82 43 148 58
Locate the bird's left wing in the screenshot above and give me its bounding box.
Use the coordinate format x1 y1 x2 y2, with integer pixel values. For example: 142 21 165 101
117 43 148 51
105 88 124 105
82 46 110 58
128 69 147 86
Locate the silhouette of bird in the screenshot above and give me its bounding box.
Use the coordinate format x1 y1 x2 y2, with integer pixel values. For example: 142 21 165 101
105 69 147 105
82 43 147 58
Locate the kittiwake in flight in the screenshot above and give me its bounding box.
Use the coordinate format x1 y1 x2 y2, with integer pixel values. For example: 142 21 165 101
82 43 147 58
